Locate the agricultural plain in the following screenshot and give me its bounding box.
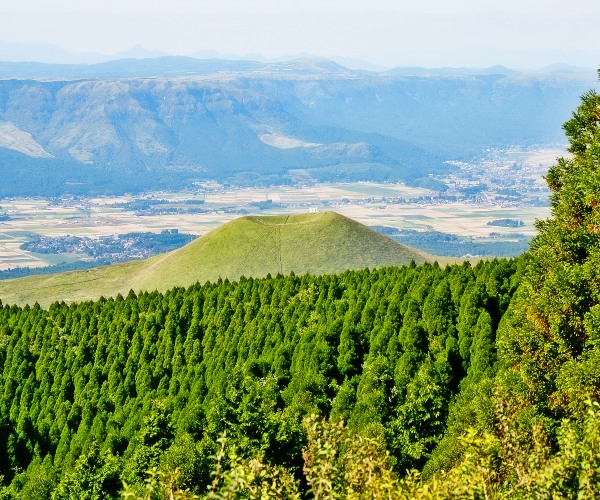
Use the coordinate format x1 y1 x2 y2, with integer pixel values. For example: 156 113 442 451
0 147 555 272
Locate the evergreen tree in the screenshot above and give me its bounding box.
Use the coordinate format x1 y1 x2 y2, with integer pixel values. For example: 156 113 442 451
498 75 600 423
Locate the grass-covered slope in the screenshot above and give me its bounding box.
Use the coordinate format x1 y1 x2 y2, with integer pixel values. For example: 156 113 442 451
0 212 434 307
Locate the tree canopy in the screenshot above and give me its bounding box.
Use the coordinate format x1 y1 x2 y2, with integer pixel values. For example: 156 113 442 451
0 261 516 497
498 78 600 423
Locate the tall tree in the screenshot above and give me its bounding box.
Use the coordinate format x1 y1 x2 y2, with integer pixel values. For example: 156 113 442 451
498 73 600 422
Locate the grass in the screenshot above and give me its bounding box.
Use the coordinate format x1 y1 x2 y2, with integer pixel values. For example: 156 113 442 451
0 212 442 307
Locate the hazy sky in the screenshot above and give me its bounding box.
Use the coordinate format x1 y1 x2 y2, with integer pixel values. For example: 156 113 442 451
2 0 599 68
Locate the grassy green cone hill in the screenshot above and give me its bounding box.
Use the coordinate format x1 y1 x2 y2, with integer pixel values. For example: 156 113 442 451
0 212 432 307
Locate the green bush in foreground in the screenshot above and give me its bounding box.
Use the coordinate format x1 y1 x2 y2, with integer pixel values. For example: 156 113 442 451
122 400 600 499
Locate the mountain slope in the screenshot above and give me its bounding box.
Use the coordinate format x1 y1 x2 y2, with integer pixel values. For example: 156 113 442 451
0 212 434 306
0 65 596 196
0 76 444 196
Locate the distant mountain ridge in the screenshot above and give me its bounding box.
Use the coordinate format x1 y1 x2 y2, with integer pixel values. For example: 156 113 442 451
1 42 597 73
385 64 520 76
0 55 596 80
0 42 170 65
0 57 597 196
0 212 436 307
0 56 266 79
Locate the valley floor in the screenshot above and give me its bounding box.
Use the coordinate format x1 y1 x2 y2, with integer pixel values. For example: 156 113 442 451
0 147 555 272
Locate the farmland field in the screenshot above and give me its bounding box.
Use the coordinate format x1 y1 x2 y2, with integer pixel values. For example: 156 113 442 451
0 148 556 271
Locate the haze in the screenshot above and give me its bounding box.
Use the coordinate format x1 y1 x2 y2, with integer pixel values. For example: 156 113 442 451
1 0 599 69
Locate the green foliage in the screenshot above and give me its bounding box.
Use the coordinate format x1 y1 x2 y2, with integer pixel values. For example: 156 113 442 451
0 259 515 496
134 401 600 498
53 442 120 499
122 467 200 500
429 400 600 498
497 78 600 425
302 416 400 499
123 401 175 485
206 435 300 500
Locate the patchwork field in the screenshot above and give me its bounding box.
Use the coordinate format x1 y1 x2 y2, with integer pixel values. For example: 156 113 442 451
0 148 556 271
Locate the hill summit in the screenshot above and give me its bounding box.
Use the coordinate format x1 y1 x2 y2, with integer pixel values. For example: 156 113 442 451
0 212 432 307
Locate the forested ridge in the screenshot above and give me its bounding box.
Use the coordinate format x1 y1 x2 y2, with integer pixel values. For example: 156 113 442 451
0 260 516 497
0 70 599 498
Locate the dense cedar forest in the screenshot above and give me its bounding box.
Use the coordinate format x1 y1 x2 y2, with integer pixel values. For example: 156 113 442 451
0 261 516 498
0 71 599 498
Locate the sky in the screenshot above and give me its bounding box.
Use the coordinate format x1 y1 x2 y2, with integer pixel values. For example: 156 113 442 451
1 0 599 69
